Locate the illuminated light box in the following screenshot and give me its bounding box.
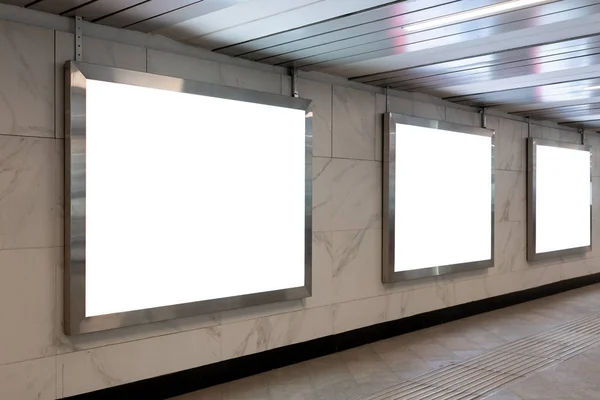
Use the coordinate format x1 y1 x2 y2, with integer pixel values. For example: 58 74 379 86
64 61 312 335
382 113 494 282
527 138 592 261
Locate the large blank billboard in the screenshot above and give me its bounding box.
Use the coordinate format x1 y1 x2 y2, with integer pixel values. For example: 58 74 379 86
65 61 312 334
527 138 591 261
383 113 494 282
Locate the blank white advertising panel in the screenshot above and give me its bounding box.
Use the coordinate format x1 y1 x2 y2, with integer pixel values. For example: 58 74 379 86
528 139 591 260
65 62 311 334
383 114 494 282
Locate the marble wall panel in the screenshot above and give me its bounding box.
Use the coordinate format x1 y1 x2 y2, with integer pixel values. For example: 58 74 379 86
305 231 334 309
332 296 389 334
413 101 445 121
220 63 281 94
220 306 332 360
299 78 332 158
0 136 62 249
332 86 375 160
495 170 526 223
0 21 54 138
0 248 58 365
312 158 381 232
147 49 220 83
446 108 480 127
487 116 526 172
494 222 527 275
332 229 382 303
57 327 221 398
0 357 55 400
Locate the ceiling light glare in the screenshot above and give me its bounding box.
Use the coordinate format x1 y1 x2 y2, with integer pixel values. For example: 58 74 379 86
402 0 551 32
583 85 600 91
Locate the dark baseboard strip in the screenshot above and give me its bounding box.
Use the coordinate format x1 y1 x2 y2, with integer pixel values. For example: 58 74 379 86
63 272 600 400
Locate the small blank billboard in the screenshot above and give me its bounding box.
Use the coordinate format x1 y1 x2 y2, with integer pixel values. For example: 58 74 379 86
527 138 592 261
383 113 494 282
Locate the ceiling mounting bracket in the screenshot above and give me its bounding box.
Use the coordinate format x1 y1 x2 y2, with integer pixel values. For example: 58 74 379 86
579 128 586 145
479 107 486 129
290 67 299 98
74 15 83 61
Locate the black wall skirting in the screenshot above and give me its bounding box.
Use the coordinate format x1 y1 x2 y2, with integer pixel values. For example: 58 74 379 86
63 272 600 400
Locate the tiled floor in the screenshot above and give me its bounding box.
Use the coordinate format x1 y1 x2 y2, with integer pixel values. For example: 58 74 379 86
173 285 600 400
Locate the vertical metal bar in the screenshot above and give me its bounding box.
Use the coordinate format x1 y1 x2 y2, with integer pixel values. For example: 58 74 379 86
479 107 486 128
290 67 298 98
75 16 83 61
527 117 531 138
385 86 390 113
579 128 586 145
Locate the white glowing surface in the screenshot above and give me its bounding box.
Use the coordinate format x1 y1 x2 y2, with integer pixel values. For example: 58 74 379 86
394 123 492 272
535 144 591 254
85 79 306 317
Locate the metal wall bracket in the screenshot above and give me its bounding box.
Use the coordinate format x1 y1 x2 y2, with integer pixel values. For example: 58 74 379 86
75 16 83 61
385 86 390 113
479 107 486 129
579 128 586 145
290 67 298 98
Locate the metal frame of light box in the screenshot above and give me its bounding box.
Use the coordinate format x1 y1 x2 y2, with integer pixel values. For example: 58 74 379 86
383 113 495 283
64 61 313 335
527 138 592 262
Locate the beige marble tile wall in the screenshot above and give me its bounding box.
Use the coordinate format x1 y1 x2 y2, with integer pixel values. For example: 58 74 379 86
1 18 599 400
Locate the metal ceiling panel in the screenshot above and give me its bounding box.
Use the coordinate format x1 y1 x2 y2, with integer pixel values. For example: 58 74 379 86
557 113 600 123
286 0 600 70
499 95 600 114
1 0 31 6
511 103 600 118
433 64 600 99
560 119 600 128
96 0 202 27
182 0 398 50
62 0 144 20
29 0 90 14
217 0 460 58
155 0 323 41
356 35 600 86
125 0 249 32
320 11 600 78
445 77 600 107
391 51 600 92
242 0 511 62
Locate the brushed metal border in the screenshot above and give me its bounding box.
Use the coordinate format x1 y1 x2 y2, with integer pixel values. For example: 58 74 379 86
382 113 495 283
64 61 313 335
526 137 592 262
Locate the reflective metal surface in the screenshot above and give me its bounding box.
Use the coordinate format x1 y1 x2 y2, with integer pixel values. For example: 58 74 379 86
446 77 600 107
382 113 495 283
526 138 592 261
64 61 313 335
95 0 249 29
512 102 600 119
354 34 600 86
276 0 592 69
220 0 460 58
7 0 248 29
361 39 600 91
